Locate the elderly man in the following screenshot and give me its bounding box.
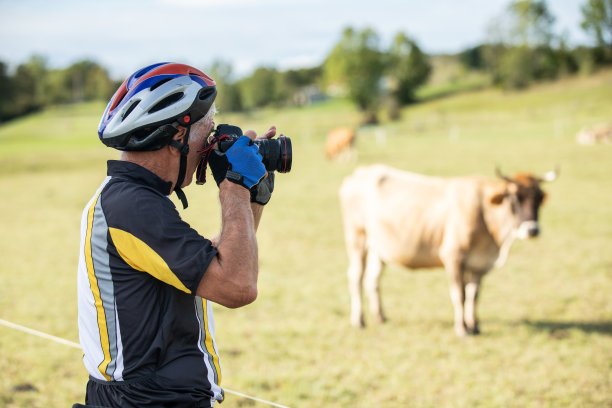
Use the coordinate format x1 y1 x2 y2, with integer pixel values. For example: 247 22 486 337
76 63 277 407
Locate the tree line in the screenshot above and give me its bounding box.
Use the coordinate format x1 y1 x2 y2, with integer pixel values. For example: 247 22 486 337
460 0 612 89
0 56 119 122
1 0 610 124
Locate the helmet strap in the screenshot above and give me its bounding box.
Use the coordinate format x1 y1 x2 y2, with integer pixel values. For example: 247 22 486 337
169 127 191 209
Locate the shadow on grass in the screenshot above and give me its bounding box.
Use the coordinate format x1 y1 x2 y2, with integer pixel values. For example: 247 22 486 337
518 319 612 336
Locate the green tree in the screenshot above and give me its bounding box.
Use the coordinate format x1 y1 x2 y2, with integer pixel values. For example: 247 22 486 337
0 61 16 121
0 56 48 120
238 67 280 109
508 0 555 47
486 0 559 88
280 66 323 106
324 27 386 123
64 60 114 102
498 45 533 88
45 60 114 104
45 68 72 103
12 57 47 115
581 0 612 58
459 45 487 70
387 32 431 104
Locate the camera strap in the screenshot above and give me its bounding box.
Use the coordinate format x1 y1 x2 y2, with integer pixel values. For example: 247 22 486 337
169 127 191 209
195 132 232 185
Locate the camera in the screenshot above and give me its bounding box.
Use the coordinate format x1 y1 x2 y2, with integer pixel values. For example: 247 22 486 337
215 124 292 173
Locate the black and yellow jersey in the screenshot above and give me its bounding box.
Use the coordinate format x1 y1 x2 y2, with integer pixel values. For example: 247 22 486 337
77 160 223 404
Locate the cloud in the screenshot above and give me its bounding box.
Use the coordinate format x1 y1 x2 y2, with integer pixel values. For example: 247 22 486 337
0 0 591 79
157 0 291 7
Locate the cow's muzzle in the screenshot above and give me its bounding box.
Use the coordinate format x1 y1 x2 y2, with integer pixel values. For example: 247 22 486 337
517 220 540 239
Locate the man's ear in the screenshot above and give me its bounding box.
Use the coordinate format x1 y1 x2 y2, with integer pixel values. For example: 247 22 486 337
166 126 188 156
173 126 187 144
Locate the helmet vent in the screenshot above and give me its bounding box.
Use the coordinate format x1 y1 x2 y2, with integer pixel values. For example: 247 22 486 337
149 92 184 114
131 127 153 143
122 100 140 121
150 77 173 91
199 87 215 100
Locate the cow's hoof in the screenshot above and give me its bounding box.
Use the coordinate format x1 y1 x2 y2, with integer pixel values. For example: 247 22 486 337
455 326 469 337
373 315 387 324
467 325 480 335
351 318 365 329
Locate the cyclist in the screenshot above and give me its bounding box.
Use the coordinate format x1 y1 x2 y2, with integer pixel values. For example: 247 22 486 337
76 62 277 407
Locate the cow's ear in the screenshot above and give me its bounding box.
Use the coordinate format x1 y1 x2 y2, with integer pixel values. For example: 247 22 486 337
490 191 506 205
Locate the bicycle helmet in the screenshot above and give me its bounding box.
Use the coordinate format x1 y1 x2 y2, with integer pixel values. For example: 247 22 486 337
98 62 217 151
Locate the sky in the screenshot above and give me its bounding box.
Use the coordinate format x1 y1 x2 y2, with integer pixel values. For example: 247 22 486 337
0 0 592 80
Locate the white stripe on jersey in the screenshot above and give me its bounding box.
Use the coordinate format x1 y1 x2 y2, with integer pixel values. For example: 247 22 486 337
195 297 223 401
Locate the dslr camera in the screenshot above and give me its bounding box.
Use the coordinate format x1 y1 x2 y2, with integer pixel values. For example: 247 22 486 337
196 124 292 185
214 124 292 173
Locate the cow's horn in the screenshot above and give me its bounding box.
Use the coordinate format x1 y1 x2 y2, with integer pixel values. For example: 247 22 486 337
542 167 559 182
495 167 511 182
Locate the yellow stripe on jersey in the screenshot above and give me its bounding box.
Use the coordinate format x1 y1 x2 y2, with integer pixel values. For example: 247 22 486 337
203 298 222 384
85 191 112 381
109 227 191 294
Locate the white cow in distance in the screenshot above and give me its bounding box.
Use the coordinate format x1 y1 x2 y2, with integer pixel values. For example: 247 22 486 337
576 123 612 145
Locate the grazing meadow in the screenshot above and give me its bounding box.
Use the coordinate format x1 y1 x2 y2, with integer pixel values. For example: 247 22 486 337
0 70 611 407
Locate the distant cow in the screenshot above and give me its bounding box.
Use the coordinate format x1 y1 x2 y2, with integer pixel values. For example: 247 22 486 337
576 124 612 145
325 127 356 160
339 165 557 336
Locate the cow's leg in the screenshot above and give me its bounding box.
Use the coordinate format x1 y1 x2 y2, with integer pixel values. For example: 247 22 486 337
346 230 367 328
464 271 483 335
364 247 386 324
444 261 468 337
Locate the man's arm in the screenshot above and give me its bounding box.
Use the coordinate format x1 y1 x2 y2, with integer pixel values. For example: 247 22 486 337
196 181 259 308
207 203 264 247
251 203 264 231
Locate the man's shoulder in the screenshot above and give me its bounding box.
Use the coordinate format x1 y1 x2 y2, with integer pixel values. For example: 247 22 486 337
101 178 178 226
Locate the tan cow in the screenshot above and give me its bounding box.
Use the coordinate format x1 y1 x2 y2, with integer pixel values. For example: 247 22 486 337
325 127 356 160
339 165 557 336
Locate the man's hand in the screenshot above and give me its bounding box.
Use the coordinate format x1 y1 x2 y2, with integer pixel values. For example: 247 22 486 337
251 172 274 205
208 136 266 190
249 125 278 205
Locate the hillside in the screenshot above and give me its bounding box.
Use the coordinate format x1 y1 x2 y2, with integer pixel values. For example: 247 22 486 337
1 68 610 408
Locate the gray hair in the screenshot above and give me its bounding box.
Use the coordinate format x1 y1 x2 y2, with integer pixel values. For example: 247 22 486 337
189 103 217 141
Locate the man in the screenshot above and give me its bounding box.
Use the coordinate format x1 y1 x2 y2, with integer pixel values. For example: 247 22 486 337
76 62 277 407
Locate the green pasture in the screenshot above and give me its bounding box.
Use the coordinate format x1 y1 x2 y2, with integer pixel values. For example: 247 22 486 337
1 71 611 408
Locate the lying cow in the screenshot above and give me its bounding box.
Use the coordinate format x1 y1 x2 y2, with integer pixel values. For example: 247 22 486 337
325 127 356 160
339 165 557 336
576 123 612 145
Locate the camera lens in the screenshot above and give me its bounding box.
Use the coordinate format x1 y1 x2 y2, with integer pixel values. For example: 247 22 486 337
217 134 292 173
254 136 292 173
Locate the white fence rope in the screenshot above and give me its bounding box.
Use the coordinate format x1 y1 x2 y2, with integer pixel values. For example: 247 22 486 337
0 318 291 408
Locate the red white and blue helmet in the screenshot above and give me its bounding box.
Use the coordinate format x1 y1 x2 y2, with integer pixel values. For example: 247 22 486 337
98 62 216 151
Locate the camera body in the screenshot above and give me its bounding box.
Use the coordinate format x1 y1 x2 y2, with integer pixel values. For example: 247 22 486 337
215 124 292 173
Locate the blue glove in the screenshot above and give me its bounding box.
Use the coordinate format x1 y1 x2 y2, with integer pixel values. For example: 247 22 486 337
208 136 266 190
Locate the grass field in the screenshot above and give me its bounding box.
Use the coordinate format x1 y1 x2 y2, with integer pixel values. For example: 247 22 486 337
0 70 611 408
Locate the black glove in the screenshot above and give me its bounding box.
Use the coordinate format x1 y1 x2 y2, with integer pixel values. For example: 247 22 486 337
250 172 275 205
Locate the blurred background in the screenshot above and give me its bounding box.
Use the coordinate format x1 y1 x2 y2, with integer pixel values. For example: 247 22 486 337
0 1 611 407
0 0 609 121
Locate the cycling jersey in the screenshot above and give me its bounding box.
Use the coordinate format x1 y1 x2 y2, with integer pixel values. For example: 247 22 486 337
77 160 223 407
